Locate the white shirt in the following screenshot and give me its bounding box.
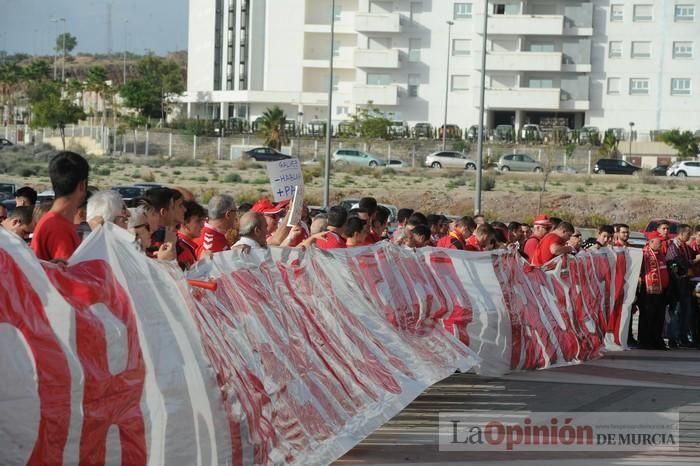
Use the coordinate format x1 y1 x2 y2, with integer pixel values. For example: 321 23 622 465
234 236 264 249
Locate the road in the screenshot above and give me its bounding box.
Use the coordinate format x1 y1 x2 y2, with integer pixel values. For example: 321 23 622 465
336 349 700 465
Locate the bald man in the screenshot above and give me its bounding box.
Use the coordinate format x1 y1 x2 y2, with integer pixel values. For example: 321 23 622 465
234 212 267 249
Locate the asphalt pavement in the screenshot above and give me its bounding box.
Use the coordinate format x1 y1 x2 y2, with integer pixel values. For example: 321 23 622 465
336 348 700 465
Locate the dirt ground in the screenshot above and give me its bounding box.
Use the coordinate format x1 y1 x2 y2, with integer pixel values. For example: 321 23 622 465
4 152 699 229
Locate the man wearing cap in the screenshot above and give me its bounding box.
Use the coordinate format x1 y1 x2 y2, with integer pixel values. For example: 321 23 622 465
639 231 670 349
195 194 237 257
531 221 575 266
522 215 552 260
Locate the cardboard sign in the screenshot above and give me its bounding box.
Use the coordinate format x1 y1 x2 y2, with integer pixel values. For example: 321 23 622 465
266 158 303 201
287 185 304 227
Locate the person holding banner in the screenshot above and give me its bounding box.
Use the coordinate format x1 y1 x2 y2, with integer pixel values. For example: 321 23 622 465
31 151 89 261
530 222 575 266
522 215 552 261
177 201 207 269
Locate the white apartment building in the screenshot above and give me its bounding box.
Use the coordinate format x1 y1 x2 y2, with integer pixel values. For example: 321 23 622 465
183 0 700 133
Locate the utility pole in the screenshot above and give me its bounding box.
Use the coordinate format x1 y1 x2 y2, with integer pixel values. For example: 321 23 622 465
322 0 336 210
61 19 67 82
442 21 454 152
49 18 63 80
123 20 128 84
474 0 489 215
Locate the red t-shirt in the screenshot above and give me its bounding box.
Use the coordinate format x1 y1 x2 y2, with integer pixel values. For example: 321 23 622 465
464 235 483 251
195 223 231 258
31 212 80 261
522 236 541 260
316 231 346 249
364 230 382 245
531 232 564 266
436 233 464 250
177 232 198 269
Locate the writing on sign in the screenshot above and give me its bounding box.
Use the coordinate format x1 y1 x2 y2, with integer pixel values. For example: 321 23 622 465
266 158 303 201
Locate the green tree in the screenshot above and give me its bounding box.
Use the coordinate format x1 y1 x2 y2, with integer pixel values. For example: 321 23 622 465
29 80 85 150
55 33 78 55
84 66 110 123
257 106 289 150
119 55 185 120
349 103 392 152
23 60 52 82
598 130 621 158
0 62 23 124
660 129 700 160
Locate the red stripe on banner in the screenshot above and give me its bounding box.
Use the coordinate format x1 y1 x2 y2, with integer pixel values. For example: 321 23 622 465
610 252 629 345
0 251 72 465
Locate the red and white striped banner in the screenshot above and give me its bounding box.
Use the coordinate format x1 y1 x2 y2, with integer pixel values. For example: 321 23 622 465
0 225 640 465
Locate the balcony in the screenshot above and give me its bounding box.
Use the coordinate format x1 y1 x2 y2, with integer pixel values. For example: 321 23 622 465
486 15 565 36
354 49 400 68
476 88 562 110
354 12 401 33
352 84 399 106
486 52 563 72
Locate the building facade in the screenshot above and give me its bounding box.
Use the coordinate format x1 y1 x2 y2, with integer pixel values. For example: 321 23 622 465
183 0 699 134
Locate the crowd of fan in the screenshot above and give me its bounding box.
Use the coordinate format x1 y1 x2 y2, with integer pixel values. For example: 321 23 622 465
1 151 698 351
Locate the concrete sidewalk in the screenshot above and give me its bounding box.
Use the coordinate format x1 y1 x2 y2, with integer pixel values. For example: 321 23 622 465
335 349 700 465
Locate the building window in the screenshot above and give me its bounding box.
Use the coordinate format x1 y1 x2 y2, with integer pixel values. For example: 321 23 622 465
674 5 695 21
410 2 422 22
528 78 554 88
630 78 650 95
367 74 391 86
631 41 651 58
454 3 473 19
452 39 471 56
607 77 621 94
336 106 349 115
633 4 653 21
451 75 470 91
609 41 623 58
671 78 692 96
673 41 694 58
408 74 420 97
409 38 421 62
610 4 624 21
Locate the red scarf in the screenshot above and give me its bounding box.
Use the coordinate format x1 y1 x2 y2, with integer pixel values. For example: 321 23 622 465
642 245 668 295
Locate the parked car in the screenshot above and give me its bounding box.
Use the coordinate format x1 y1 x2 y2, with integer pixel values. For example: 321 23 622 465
112 186 147 207
1 198 16 214
424 151 477 169
412 123 433 139
37 190 55 202
332 149 386 167
519 124 543 143
643 219 680 240
387 159 405 168
593 158 641 175
387 121 409 138
243 147 292 162
438 124 461 139
666 161 700 177
0 182 16 198
0 138 13 149
650 165 669 176
497 153 542 172
133 182 165 190
494 125 515 142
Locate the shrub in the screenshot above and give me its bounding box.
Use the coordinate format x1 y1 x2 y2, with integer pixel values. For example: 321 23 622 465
224 173 242 183
615 183 627 190
639 173 659 185
584 177 593 186
195 176 209 182
141 170 156 182
95 168 111 176
173 170 182 175
251 177 268 185
446 178 467 189
482 174 497 192
523 184 539 192
576 186 585 192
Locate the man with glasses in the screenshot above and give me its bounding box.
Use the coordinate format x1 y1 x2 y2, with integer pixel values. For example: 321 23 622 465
1 206 36 240
614 223 631 247
522 215 552 261
195 194 237 257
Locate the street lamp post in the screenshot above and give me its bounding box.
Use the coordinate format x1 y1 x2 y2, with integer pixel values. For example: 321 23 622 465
49 18 65 80
61 19 67 82
123 20 128 84
474 0 489 215
442 21 454 152
322 0 337 210
628 121 635 160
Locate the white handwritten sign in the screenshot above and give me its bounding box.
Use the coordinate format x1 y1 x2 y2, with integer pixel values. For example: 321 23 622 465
286 185 304 227
266 158 303 201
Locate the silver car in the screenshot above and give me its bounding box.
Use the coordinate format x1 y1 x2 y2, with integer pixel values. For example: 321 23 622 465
424 151 477 169
497 153 543 172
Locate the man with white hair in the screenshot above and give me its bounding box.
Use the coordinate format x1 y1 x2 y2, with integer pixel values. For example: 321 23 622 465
234 212 267 250
87 191 130 230
195 194 237 257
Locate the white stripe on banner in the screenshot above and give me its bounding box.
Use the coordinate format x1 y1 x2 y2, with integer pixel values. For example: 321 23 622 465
0 224 640 465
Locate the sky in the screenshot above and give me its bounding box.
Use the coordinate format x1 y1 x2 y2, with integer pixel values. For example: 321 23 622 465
0 0 188 56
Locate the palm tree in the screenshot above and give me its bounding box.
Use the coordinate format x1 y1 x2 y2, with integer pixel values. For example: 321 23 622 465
258 106 289 150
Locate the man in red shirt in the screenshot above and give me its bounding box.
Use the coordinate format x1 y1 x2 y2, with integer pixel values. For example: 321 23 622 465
464 224 495 251
613 223 631 247
177 201 206 269
531 221 575 266
316 206 348 249
436 217 471 250
145 188 184 250
522 215 552 260
31 151 89 261
196 194 237 257
656 220 671 255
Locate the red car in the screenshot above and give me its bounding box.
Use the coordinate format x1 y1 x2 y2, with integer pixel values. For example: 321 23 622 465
643 219 680 239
